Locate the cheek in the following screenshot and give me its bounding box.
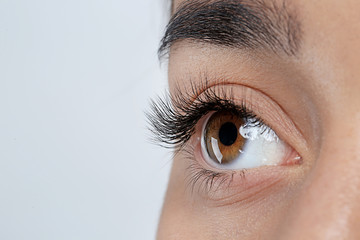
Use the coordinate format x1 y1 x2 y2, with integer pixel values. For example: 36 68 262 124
157 157 209 239
158 153 307 240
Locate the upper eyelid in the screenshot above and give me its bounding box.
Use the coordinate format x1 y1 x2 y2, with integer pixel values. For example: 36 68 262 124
148 77 308 156
198 83 305 151
187 78 307 145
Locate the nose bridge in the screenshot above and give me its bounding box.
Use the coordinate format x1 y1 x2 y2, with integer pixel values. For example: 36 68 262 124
279 121 360 239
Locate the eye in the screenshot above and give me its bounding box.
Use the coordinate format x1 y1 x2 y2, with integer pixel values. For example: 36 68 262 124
201 111 298 169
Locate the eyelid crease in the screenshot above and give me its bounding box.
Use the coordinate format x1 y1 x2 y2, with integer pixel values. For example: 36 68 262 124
149 74 307 153
179 76 308 151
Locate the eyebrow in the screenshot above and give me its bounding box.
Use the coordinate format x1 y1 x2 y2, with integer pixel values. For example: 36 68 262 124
159 0 302 58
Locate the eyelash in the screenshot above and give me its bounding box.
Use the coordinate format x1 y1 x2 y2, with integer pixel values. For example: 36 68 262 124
147 83 265 192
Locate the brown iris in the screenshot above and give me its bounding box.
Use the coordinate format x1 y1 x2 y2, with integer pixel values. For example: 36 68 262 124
204 111 246 164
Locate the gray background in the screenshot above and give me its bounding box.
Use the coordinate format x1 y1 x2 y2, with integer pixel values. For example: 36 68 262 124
0 0 171 239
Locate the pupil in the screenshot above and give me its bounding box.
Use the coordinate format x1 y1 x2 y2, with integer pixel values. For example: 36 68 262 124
218 122 238 146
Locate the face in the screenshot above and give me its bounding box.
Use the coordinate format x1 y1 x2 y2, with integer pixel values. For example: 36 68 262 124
151 0 360 239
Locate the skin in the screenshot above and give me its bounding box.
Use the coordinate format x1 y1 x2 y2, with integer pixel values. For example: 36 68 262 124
157 0 360 239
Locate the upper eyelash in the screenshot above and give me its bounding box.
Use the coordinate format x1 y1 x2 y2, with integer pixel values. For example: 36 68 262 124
146 81 265 193
146 83 259 151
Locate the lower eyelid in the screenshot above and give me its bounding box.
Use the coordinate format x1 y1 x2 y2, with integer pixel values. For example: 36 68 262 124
187 143 298 207
185 150 295 207
205 170 287 208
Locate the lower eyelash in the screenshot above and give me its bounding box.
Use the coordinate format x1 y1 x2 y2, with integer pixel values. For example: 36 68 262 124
182 144 236 194
187 164 233 194
175 130 252 195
